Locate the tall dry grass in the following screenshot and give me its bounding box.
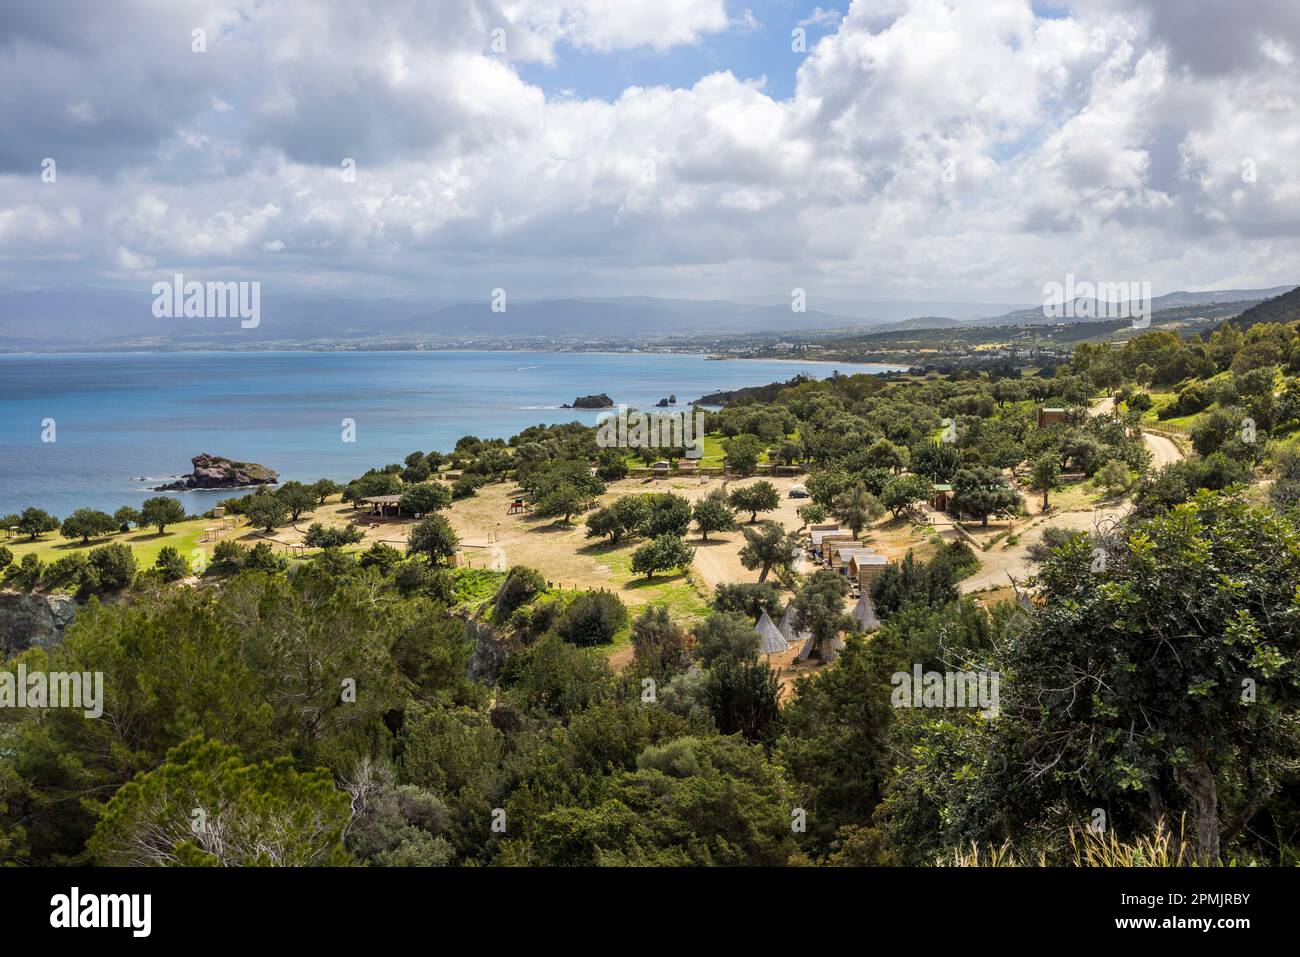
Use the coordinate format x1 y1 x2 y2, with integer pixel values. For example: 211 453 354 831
947 820 1199 867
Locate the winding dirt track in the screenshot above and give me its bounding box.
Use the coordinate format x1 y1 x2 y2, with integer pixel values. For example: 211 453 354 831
958 397 1186 594
1142 431 1183 468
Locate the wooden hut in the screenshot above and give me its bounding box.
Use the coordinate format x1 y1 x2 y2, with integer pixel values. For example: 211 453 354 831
849 553 888 587
832 545 874 571
1036 407 1068 428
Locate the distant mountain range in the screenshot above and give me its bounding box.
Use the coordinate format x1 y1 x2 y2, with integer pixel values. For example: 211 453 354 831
0 284 1293 350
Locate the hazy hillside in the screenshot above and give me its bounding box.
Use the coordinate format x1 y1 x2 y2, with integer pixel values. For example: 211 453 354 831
0 287 888 347
1 284 1295 350
988 286 1294 326
1218 285 1300 331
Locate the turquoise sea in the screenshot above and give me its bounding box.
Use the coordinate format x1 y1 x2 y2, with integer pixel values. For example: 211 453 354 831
0 351 904 517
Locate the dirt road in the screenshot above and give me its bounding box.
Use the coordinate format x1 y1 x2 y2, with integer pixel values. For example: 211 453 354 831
958 506 1125 593
1089 395 1184 467
958 394 1179 593
1143 431 1183 468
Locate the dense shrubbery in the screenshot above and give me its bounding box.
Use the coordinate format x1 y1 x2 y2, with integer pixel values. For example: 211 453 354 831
4 320 1300 869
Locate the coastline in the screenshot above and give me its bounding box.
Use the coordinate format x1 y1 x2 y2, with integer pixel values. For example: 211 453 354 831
0 350 905 517
0 345 905 366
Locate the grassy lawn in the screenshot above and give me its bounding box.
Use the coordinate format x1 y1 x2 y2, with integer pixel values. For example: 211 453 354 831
4 516 210 569
595 543 711 623
1123 392 1200 432
449 567 507 611
1046 479 1111 512
619 430 789 470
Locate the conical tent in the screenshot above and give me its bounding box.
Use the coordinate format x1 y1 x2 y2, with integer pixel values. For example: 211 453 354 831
777 605 800 641
754 610 790 655
852 592 880 631
796 631 843 661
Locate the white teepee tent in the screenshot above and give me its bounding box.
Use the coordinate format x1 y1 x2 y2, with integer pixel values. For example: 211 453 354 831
754 609 790 655
777 604 800 642
852 592 880 631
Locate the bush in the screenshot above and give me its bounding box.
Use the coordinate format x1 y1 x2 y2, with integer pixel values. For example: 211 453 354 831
694 611 761 666
1160 383 1209 420
359 542 404 571
44 553 90 589
0 545 11 571
929 539 979 581
245 541 289 572
510 595 566 643
393 560 454 602
87 542 137 591
557 591 629 646
1027 526 1087 564
304 523 364 549
451 474 484 500
1094 459 1132 494
1126 391 1153 414
7 553 44 589
630 604 692 678
211 540 249 572
154 546 190 582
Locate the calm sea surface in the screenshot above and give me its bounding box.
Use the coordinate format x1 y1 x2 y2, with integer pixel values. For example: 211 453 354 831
0 351 904 516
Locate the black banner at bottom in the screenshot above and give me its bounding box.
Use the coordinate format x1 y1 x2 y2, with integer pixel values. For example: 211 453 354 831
0 865 1284 942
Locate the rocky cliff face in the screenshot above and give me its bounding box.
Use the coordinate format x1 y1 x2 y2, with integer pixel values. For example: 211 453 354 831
0 591 77 656
154 453 279 491
466 618 520 684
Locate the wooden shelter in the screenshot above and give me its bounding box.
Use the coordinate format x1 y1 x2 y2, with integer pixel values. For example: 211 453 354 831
1036 407 1068 428
360 494 404 518
832 545 874 571
849 553 888 587
930 484 953 511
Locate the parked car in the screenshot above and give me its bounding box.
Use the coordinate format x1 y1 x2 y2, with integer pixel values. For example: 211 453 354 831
788 484 809 498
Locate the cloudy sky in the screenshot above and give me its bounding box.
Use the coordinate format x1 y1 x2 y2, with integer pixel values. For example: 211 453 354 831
2 0 1299 305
